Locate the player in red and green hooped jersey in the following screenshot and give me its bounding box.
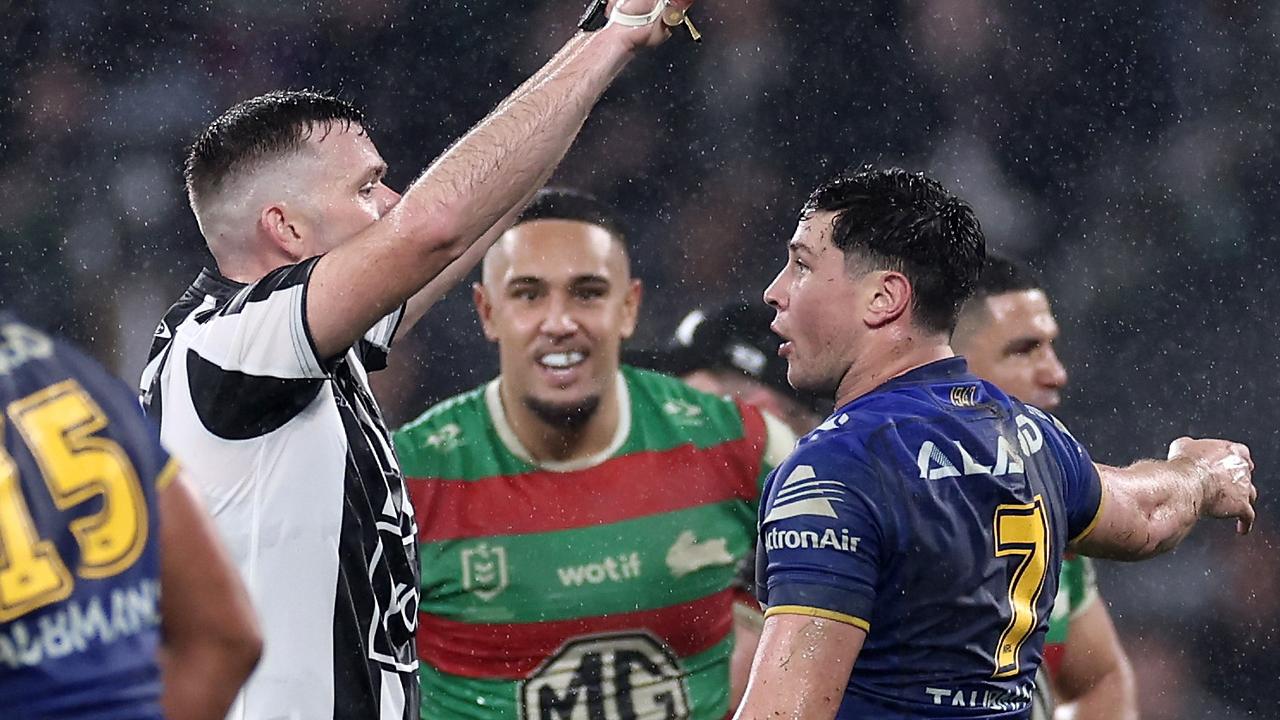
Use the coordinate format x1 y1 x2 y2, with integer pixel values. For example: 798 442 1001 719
952 255 1136 720
394 189 794 720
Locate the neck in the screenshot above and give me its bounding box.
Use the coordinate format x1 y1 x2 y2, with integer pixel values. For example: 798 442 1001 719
499 374 623 465
832 327 955 409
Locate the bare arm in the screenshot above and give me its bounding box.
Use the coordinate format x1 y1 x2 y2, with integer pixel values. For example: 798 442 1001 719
733 614 864 720
159 472 262 720
729 601 764 709
1054 597 1137 720
399 186 539 334
307 3 686 359
1072 437 1256 560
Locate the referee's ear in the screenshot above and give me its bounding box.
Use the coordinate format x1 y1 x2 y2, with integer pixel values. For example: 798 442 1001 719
260 204 306 262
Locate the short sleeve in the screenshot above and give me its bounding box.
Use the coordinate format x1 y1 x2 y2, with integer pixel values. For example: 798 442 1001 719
757 438 886 631
189 258 329 379
1037 409 1104 542
356 304 404 372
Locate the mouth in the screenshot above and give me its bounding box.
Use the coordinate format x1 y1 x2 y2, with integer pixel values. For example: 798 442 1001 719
770 323 793 358
535 350 589 387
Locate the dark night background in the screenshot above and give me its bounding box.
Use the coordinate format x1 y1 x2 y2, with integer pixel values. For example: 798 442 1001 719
2 2 1276 716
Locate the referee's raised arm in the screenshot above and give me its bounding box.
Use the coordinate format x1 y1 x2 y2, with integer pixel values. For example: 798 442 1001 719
305 0 698 361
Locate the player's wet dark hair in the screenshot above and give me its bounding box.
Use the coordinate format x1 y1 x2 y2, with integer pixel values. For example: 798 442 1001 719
803 166 985 334
515 188 630 251
971 254 1040 299
184 90 366 206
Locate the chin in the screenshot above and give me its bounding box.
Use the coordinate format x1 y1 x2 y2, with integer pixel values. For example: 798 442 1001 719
524 393 602 430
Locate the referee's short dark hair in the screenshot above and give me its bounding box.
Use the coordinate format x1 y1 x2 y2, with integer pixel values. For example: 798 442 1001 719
185 90 365 207
515 188 629 249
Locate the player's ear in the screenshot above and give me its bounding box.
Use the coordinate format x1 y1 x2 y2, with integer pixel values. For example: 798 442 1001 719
473 282 499 342
865 270 911 328
259 204 306 262
619 279 643 340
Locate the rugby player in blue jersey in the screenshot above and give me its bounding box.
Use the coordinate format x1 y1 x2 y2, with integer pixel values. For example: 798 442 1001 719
734 167 1257 720
0 312 260 720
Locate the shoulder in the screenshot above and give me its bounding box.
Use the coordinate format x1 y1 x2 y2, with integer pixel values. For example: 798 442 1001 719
393 383 496 473
621 366 756 446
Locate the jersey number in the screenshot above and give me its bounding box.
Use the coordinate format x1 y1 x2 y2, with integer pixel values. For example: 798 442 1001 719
992 496 1049 678
0 380 149 622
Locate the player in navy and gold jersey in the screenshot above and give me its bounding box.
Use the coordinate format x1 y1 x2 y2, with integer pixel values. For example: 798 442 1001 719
735 168 1257 720
0 312 259 719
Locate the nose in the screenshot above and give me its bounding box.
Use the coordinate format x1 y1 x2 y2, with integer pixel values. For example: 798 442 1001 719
1038 347 1068 390
763 268 787 310
539 293 580 338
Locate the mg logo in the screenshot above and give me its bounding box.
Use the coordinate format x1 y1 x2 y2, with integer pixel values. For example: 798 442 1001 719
520 633 690 720
461 543 509 601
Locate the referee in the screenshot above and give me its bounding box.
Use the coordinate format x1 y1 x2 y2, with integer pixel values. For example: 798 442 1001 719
140 3 696 718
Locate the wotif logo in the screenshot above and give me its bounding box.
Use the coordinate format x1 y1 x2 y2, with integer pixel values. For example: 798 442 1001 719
558 553 642 587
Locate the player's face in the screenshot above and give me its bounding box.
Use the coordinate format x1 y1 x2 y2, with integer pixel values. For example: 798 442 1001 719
961 290 1068 410
476 220 641 427
295 123 401 256
763 213 866 397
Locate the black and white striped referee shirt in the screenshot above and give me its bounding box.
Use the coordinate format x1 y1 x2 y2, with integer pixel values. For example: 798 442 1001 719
140 258 419 720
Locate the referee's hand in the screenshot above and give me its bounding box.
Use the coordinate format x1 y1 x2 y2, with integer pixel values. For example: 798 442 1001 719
606 0 699 50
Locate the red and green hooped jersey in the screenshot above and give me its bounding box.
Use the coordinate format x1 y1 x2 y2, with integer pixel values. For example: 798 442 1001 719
1041 554 1099 677
394 367 791 720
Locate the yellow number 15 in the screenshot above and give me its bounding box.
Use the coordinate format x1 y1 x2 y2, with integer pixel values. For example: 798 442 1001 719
0 380 148 622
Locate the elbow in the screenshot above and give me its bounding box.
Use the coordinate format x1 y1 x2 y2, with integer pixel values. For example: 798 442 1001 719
223 616 264 681
406 206 468 266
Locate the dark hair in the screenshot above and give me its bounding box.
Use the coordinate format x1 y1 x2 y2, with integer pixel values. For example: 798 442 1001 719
970 254 1040 301
184 90 366 205
515 188 629 247
803 166 985 333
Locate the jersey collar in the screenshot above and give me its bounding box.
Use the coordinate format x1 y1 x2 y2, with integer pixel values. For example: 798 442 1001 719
485 371 632 473
834 356 975 413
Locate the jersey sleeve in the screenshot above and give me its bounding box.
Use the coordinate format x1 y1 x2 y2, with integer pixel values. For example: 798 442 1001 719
757 437 887 631
1035 409 1104 542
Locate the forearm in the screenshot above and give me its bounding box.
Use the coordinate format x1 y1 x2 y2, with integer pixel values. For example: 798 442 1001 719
1068 663 1137 720
395 28 634 254
1082 459 1207 559
161 642 259 720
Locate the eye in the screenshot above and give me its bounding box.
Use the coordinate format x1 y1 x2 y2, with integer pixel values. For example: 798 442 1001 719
510 287 539 301
359 184 376 198
792 257 809 272
574 286 607 301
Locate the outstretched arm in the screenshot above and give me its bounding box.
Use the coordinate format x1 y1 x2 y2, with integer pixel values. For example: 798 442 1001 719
1073 437 1256 560
307 1 691 358
733 614 864 720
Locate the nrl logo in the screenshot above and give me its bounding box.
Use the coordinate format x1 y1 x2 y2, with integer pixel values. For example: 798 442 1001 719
461 543 509 601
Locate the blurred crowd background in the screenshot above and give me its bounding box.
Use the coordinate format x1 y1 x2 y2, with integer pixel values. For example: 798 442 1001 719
2 1 1276 717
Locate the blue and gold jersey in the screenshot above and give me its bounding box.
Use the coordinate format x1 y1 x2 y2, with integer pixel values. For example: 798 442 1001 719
0 313 175 719
757 358 1102 719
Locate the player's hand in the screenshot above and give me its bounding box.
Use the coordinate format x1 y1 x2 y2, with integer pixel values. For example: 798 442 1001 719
604 0 697 51
1168 437 1257 535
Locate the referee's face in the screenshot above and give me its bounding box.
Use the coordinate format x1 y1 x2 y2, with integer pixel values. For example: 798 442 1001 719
297 124 401 257
476 219 641 426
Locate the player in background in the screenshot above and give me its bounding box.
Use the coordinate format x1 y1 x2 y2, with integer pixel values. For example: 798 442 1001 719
735 167 1256 719
140 3 698 717
0 312 259 720
394 189 794 719
953 255 1136 720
